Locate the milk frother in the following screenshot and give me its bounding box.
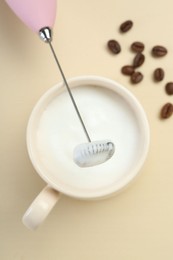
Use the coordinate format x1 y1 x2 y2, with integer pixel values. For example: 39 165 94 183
5 0 115 167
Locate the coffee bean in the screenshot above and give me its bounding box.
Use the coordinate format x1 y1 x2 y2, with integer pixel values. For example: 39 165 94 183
120 20 133 33
165 82 173 95
160 103 173 119
121 65 135 76
154 68 165 82
131 71 143 84
133 52 145 68
152 45 167 57
131 42 144 52
107 40 121 54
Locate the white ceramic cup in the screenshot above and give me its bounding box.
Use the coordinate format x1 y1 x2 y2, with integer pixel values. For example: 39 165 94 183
23 76 150 230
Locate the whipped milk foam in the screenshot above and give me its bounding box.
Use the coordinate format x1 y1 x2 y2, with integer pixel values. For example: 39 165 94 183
34 85 141 191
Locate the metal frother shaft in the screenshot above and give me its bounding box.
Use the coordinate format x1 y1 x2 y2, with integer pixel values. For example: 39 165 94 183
39 27 91 143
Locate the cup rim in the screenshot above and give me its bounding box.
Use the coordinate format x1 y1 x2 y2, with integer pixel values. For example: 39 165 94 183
27 75 150 199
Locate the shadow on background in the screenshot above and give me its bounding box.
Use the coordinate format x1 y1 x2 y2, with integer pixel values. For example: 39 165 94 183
0 1 37 58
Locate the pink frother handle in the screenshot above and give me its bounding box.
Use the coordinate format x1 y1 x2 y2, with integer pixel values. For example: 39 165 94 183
5 0 57 33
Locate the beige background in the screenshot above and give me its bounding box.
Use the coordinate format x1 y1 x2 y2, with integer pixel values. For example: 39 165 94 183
1 0 173 259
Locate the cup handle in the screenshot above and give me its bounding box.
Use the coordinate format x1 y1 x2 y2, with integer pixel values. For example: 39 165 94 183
22 185 60 230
